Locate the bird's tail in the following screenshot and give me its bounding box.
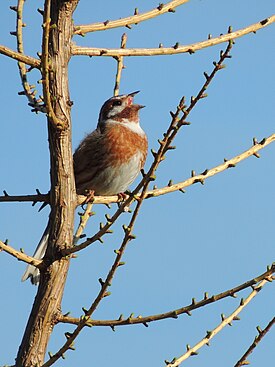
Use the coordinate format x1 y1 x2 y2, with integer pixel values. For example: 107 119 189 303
21 223 50 285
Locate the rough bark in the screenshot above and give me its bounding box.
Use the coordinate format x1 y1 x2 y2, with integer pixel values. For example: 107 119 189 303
16 1 79 366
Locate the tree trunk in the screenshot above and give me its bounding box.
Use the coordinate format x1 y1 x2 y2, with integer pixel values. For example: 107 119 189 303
16 1 79 366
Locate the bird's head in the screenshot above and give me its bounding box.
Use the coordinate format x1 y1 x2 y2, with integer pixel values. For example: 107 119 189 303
98 91 145 131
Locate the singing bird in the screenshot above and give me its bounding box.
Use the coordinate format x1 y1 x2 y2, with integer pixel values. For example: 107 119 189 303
22 91 148 284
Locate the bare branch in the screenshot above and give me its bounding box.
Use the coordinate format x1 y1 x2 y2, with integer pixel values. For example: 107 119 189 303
234 316 275 367
165 278 272 367
15 0 44 112
0 44 40 67
113 33 127 96
58 264 275 327
74 0 189 35
2 132 272 208
72 15 275 57
0 191 49 204
65 41 234 256
0 240 42 267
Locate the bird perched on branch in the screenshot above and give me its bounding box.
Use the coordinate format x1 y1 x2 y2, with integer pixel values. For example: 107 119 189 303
22 91 148 284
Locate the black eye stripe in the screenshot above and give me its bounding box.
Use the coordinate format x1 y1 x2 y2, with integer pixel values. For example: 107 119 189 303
112 100 122 106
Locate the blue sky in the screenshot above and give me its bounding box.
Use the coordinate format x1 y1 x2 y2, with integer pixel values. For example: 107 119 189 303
0 1 275 366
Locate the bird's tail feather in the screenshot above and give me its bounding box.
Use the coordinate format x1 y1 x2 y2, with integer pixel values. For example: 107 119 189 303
21 223 50 285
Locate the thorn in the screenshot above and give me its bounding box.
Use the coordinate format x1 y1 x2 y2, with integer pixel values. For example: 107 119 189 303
168 8 176 13
98 278 105 287
10 6 18 12
64 332 73 339
143 322 149 327
37 8 44 16
188 48 195 54
206 330 213 338
125 24 132 29
157 3 164 11
259 137 266 145
256 325 262 334
134 8 139 15
240 298 244 306
191 170 196 177
118 314 123 321
204 292 208 300
253 152 260 158
82 307 89 315
253 137 258 145
186 310 192 316
203 72 209 80
159 43 163 48
3 190 9 196
191 351 198 356
20 248 24 253
179 188 185 194
173 42 180 49
103 20 110 26
151 148 158 158
103 291 111 298
10 31 17 36
168 179 173 187
110 325 115 332
118 261 125 266
208 34 212 39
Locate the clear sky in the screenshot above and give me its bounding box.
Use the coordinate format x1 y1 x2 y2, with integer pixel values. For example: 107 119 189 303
0 1 274 366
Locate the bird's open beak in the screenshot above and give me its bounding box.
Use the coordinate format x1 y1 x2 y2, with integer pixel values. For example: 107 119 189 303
127 91 145 109
128 91 140 97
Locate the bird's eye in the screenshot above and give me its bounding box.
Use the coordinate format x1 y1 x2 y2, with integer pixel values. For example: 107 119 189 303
112 100 122 107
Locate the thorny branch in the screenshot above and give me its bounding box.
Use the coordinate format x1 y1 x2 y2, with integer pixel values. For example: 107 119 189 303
74 0 189 35
1 129 275 208
165 278 272 367
14 0 44 112
61 39 234 257
113 33 127 97
72 15 275 57
58 264 275 327
41 41 235 367
0 240 42 267
0 44 40 67
234 316 275 367
42 181 152 367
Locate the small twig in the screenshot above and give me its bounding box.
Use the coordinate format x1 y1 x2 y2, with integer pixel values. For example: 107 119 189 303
0 44 40 67
0 240 42 267
0 192 49 204
113 33 127 96
72 15 275 57
57 264 275 327
165 279 271 367
15 0 44 112
73 203 93 245
234 316 275 367
74 0 188 35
